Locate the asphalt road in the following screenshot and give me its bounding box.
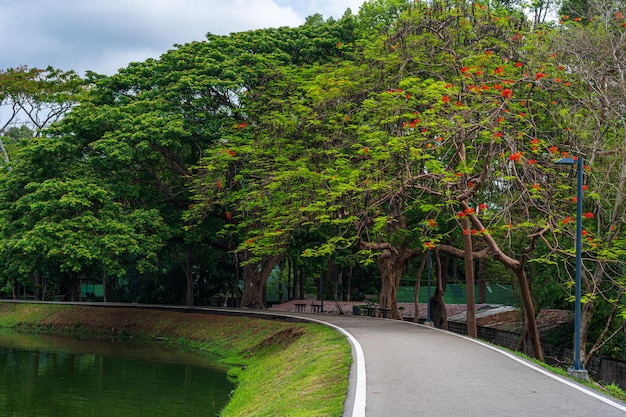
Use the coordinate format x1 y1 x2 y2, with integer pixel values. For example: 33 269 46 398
5 302 625 416
296 313 626 417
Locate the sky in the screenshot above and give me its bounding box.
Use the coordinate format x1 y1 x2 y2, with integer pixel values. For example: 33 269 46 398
0 0 367 77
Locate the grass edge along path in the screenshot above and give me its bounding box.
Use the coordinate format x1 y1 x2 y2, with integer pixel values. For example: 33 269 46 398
0 302 351 417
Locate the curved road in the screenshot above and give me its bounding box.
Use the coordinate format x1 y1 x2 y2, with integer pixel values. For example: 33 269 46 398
258 310 626 417
4 302 626 416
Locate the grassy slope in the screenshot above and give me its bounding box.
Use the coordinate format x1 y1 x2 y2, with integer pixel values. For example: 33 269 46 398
0 303 351 417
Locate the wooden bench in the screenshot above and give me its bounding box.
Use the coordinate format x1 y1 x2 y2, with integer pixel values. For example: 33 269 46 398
294 303 307 313
310 304 322 313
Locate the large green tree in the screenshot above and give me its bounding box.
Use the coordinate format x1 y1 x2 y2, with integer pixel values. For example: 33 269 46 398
189 13 358 308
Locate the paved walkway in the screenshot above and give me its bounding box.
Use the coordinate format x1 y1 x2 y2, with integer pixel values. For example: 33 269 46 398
8 302 625 416
260 311 626 417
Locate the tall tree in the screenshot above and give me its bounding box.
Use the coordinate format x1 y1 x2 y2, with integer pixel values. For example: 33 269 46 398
189 14 358 308
547 0 626 364
0 66 82 171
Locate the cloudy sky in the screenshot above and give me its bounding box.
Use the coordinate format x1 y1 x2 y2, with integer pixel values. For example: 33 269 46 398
0 0 367 77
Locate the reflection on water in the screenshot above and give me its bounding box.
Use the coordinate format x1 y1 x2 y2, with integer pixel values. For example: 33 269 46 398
0 329 235 417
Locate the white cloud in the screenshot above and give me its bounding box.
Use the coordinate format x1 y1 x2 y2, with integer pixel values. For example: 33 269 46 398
2 0 361 76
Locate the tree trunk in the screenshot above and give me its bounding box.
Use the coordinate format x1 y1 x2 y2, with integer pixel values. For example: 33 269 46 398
33 273 44 301
0 138 12 172
240 252 281 308
378 254 404 320
462 217 477 338
175 248 195 306
456 201 544 361
346 263 353 302
413 255 426 323
515 268 544 362
185 265 194 306
299 265 305 300
580 299 595 366
102 271 107 303
291 258 298 300
326 258 335 302
434 250 448 330
359 238 419 321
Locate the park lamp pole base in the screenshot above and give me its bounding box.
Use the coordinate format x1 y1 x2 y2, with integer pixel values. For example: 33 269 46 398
567 367 590 382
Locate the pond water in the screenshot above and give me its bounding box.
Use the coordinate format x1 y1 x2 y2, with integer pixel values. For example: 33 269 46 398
0 329 235 417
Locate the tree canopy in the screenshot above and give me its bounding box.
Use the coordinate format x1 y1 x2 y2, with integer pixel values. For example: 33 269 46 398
0 0 625 363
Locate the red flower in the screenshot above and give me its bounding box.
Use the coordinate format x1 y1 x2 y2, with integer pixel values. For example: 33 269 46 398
501 89 513 99
548 146 559 153
427 219 438 227
423 241 436 249
442 95 451 103
227 149 236 157
528 159 538 165
514 62 523 67
531 183 541 190
509 151 523 161
494 66 505 75
535 72 546 80
584 212 594 219
479 203 489 210
461 66 470 73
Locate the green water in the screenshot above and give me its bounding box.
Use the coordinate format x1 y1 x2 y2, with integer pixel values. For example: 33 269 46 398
0 329 235 417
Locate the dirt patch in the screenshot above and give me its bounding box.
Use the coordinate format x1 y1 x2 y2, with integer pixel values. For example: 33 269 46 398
242 327 306 359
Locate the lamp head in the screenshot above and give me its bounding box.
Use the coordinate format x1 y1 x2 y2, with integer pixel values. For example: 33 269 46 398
555 157 576 165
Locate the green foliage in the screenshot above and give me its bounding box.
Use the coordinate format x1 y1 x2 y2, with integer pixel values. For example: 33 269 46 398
1 1 625 360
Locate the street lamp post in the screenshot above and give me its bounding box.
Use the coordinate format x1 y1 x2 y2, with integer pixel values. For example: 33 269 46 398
555 156 589 381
